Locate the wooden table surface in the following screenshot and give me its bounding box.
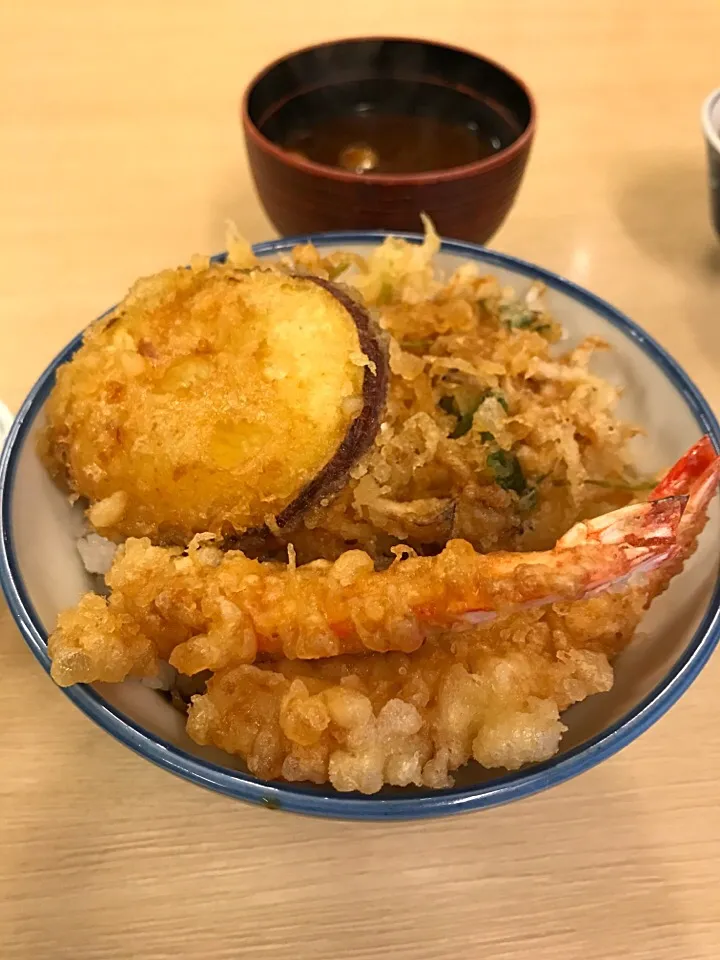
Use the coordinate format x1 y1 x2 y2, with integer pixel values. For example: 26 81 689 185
2 2 720 958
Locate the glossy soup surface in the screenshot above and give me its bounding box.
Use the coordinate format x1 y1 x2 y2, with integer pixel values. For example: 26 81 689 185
263 79 521 175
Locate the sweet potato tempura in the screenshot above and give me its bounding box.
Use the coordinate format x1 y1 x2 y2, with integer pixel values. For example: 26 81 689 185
40 265 387 543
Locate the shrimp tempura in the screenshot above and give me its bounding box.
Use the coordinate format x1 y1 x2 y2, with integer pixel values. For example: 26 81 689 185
48 496 684 685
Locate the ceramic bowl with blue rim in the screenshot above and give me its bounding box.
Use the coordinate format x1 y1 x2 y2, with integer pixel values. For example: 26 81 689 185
2 233 719 820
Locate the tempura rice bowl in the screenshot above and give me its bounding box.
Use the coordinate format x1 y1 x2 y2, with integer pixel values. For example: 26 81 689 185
1 231 719 819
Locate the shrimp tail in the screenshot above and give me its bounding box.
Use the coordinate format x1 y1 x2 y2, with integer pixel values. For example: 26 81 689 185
569 495 687 592
462 495 687 623
647 437 720 598
651 436 717 499
557 495 685 550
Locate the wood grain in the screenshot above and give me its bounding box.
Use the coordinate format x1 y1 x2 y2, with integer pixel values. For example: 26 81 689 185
1 2 720 958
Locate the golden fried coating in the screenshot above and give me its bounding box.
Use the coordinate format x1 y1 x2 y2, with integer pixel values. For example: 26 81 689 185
46 493 680 687
41 265 387 543
185 606 634 792
49 594 157 684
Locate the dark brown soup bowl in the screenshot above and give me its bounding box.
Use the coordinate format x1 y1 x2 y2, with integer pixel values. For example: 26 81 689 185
242 37 536 244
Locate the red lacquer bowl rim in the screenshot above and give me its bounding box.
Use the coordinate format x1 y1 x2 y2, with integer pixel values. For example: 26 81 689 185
241 36 536 186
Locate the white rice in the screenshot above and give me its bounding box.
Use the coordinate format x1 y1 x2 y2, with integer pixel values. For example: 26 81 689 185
76 532 118 575
141 660 178 691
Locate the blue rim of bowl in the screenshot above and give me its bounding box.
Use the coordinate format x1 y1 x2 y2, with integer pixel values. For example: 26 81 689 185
2 231 719 820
